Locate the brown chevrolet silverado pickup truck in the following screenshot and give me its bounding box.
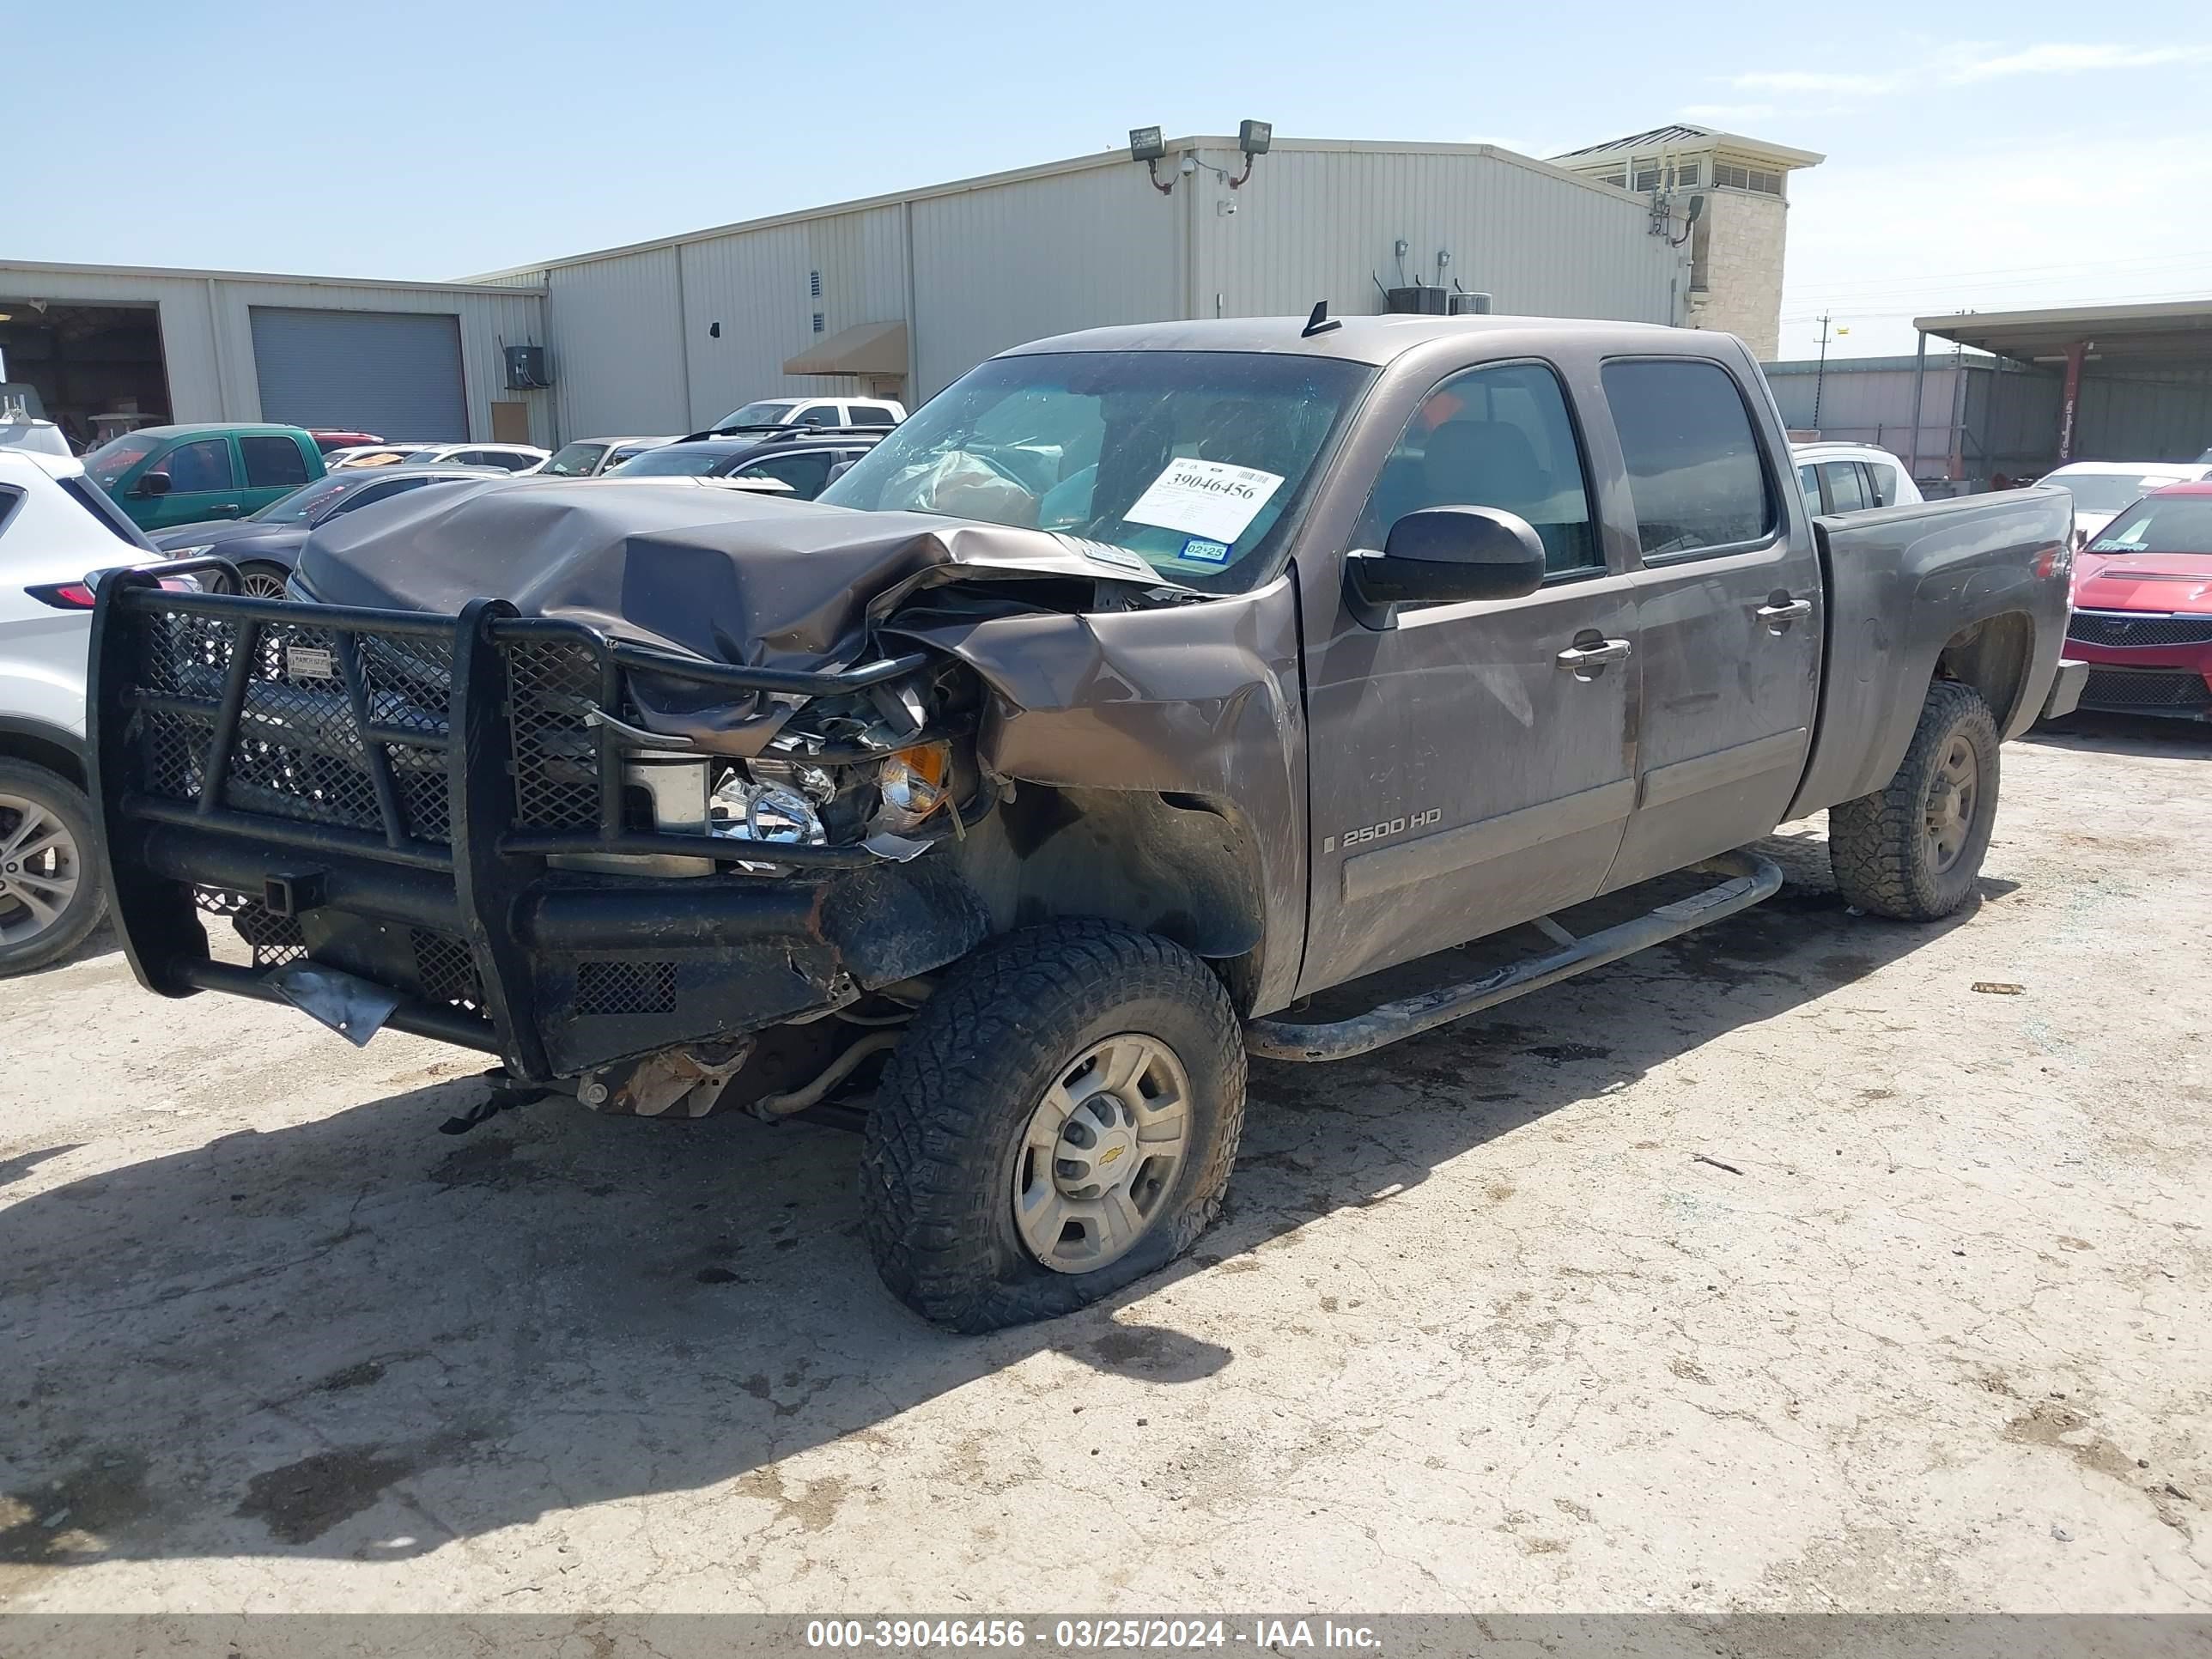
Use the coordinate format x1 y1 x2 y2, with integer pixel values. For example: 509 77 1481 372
88 313 2084 1329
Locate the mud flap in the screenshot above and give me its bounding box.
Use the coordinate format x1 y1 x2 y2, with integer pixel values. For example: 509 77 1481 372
2041 659 2087 721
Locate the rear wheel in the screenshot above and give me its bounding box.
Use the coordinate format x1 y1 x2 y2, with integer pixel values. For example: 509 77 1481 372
1829 679 2001 921
0 761 107 975
860 921 1247 1333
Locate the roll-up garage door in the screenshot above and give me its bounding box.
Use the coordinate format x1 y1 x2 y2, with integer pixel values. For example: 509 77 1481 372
249 307 468 440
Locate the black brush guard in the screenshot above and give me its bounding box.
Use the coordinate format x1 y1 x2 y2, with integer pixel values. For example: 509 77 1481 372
87 568 989 1084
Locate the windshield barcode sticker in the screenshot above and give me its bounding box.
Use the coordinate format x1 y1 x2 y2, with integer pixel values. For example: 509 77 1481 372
1126 459 1284 545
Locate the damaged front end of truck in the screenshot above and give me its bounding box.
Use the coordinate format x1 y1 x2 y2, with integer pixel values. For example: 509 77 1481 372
86 483 1300 1121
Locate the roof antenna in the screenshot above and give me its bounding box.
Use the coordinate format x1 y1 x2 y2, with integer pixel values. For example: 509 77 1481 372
1302 301 1341 338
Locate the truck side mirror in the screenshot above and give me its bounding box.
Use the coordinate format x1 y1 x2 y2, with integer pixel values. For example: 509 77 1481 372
1349 506 1547 617
136 470 173 498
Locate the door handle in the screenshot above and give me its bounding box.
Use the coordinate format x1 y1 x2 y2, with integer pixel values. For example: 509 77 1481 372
1555 638 1632 671
1757 598 1814 626
209 504 241 516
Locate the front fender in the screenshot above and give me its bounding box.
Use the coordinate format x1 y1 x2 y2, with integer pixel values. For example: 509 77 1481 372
888 574 1307 1015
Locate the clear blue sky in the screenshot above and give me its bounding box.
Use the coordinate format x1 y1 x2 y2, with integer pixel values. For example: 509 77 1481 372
9 2 2208 359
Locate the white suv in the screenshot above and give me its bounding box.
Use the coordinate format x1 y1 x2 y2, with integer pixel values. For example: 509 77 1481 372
1791 441 1924 515
710 396 906 431
0 450 175 972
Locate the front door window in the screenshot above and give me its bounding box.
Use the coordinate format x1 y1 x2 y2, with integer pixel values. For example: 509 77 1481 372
162 440 236 495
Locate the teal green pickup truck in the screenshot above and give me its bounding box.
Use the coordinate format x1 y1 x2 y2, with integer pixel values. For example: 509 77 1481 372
83 424 325 532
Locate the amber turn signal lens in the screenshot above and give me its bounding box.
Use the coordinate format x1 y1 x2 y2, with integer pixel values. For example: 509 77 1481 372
878 743 950 826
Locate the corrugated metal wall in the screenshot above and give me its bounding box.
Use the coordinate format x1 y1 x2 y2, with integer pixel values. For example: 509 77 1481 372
677 204 905 424
0 263 552 445
1766 354 2212 478
2072 367 2212 464
1962 369 2063 479
1192 147 1683 330
541 165 1185 434
908 167 1181 396
545 250 688 438
1765 358 1966 463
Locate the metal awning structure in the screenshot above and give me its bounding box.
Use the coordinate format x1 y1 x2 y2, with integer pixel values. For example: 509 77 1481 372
781 320 908 378
1911 298 2212 465
1915 300 2212 368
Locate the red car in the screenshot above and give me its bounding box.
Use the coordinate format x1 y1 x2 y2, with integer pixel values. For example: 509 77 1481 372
307 428 384 454
2064 481 2212 718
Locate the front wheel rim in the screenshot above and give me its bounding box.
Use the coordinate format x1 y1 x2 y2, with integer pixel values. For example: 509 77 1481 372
1012 1033 1192 1274
239 570 290 600
1925 735 1979 873
0 791 83 949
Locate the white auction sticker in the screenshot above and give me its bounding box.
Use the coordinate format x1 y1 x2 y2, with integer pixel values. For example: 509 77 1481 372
1125 459 1284 545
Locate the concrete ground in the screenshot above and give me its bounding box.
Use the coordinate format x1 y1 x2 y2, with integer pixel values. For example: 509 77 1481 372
1 715 2207 1615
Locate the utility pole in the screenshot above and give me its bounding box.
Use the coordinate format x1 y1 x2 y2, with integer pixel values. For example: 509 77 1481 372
1812 312 1832 430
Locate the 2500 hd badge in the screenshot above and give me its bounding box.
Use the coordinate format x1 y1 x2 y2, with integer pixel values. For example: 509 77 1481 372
1325 808 1443 854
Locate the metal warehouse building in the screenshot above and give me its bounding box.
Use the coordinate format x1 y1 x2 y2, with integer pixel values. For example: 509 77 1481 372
485 136 1692 440
4 135 1697 450
0 262 551 449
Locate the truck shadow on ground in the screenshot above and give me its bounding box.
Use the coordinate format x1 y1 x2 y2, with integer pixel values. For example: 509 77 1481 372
2027 710 2212 757
0 826 1990 1574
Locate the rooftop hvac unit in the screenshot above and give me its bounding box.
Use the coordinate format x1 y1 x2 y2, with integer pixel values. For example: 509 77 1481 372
503 344 551 390
1383 286 1448 316
1448 291 1494 315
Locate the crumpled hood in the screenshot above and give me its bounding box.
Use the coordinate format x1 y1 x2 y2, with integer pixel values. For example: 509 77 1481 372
2073 550 2212 614
295 476 1174 673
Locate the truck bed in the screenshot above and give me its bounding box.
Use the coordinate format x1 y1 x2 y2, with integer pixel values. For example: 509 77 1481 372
1789 484 2075 821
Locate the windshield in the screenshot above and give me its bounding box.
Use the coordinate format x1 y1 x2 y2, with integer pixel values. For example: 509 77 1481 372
717 401 797 428
251 474 356 523
2047 471 2185 514
611 445 733 477
817 350 1374 591
541 441 608 477
84 434 162 489
2089 496 2212 556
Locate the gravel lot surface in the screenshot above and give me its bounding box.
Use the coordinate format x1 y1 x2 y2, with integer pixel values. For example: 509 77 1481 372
2 715 2206 1614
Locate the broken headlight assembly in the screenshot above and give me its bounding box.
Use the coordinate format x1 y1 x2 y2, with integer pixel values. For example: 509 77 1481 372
871 742 951 836
711 757 834 846
584 661 978 870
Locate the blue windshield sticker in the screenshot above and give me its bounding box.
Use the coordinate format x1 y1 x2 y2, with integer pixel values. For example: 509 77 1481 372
1179 537 1232 565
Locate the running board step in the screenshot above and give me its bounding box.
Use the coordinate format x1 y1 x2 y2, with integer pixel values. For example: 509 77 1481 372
1245 850 1784 1063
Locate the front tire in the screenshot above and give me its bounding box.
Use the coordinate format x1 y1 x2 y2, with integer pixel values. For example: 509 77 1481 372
1829 679 2001 921
860 921 1247 1333
0 760 107 975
